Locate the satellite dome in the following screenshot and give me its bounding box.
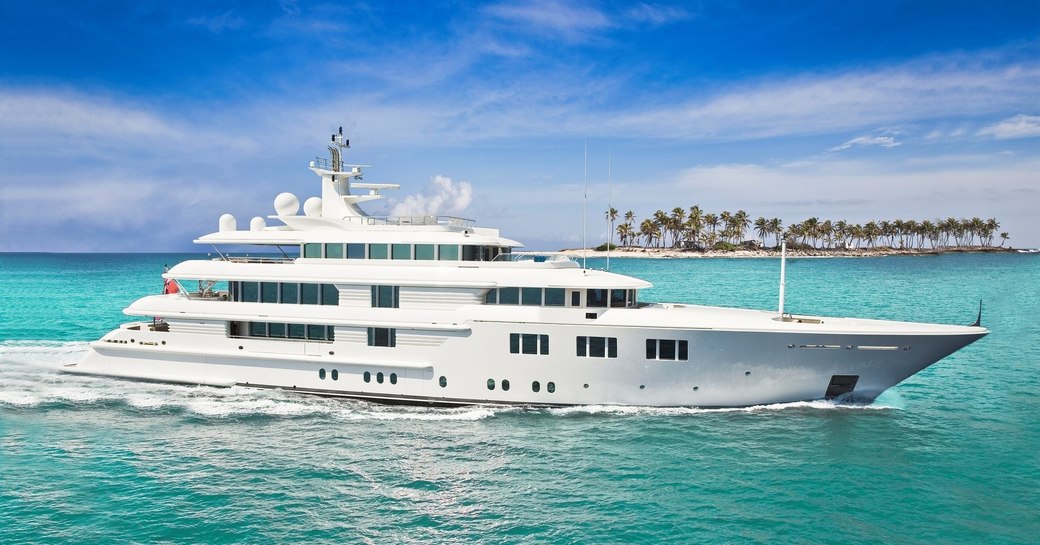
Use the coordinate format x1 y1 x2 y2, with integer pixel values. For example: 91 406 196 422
218 214 237 232
274 192 300 216
250 216 266 231
304 197 323 217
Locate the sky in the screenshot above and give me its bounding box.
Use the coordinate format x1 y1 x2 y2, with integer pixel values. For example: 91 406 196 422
1 0 1038 252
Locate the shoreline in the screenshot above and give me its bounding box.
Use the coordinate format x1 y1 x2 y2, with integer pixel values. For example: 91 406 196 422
555 246 1022 259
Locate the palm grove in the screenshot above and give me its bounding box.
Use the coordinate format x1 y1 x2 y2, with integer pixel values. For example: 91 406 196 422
605 207 1010 250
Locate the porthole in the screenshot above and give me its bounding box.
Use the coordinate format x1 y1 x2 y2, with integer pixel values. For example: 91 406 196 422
363 371 371 383
532 381 540 393
547 382 556 393
319 368 326 380
502 379 510 391
377 372 384 384
238 346 243 350
130 339 135 343
745 371 751 376
161 341 166 345
329 350 335 355
639 384 645 390
583 383 589 389
390 373 397 385
487 378 496 390
331 369 339 381
693 386 699 391
439 376 447 388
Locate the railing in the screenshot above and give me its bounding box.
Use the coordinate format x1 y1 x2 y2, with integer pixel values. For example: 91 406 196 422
339 215 477 228
216 256 295 264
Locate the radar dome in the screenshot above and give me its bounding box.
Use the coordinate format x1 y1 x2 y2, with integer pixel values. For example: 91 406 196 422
219 214 237 232
274 192 300 216
250 216 266 231
304 197 323 217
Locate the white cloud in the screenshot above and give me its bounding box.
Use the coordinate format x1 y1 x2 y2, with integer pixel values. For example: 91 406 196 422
625 3 691 25
187 11 246 33
388 175 474 217
828 135 901 152
977 114 1040 139
484 0 611 40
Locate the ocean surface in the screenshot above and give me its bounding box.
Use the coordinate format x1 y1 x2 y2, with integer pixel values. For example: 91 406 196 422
1 252 1037 544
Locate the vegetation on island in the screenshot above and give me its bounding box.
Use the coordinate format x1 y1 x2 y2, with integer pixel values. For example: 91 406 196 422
603 207 1011 252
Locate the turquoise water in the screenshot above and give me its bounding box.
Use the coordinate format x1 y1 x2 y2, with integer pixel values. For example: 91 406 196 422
1 253 1037 544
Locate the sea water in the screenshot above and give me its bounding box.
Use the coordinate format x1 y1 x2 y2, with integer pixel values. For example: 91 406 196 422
1 253 1037 544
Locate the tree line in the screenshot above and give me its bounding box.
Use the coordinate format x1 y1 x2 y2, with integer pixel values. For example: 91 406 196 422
604 207 1010 250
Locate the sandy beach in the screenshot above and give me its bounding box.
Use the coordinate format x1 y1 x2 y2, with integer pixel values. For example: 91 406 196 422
556 246 1019 259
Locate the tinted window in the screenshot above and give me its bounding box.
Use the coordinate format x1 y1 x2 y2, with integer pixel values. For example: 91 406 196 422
522 334 538 354
415 244 435 260
487 378 495 390
303 243 322 258
369 244 388 259
281 283 299 304
241 282 259 303
539 334 549 355
646 339 657 359
307 324 325 340
261 282 278 303
499 287 519 305
268 322 286 338
571 291 581 307
502 379 510 391
678 340 689 361
576 336 587 357
660 339 677 360
532 381 540 393
521 287 542 306
392 244 411 260
288 323 306 339
611 289 626 308
331 369 338 380
509 333 520 354
301 283 319 305
346 243 366 259
250 322 266 336
545 288 566 306
485 288 498 304
587 289 608 307
438 244 459 260
589 336 606 357
325 243 344 259
462 245 479 261
547 382 556 393
608 337 617 358
321 284 339 306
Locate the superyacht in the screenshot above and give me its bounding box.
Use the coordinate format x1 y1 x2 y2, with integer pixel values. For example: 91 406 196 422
68 130 988 407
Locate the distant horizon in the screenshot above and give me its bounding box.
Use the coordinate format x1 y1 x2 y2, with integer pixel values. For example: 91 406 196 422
2 1 1038 251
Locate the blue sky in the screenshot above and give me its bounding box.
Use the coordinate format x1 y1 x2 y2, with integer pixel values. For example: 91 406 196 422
1 0 1038 251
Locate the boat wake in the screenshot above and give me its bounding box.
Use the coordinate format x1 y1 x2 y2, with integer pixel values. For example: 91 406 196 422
0 341 897 419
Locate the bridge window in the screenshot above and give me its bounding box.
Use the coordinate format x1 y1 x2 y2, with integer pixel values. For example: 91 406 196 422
462 245 480 261
611 289 627 308
325 243 344 259
241 282 259 303
545 288 566 307
369 244 388 260
301 283 319 305
415 244 435 260
586 289 608 308
521 287 542 306
439 244 459 260
281 283 299 304
346 243 366 259
392 244 411 260
303 243 322 258
261 282 278 303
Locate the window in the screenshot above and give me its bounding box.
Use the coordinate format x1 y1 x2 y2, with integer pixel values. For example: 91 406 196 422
646 339 689 361
319 368 326 380
521 287 542 306
364 371 371 383
236 321 333 341
462 245 480 261
301 283 319 305
610 289 626 308
268 322 286 338
369 243 388 259
321 284 339 306
587 289 608 308
331 369 338 380
439 376 447 388
346 243 366 259
367 327 396 347
371 285 399 308
545 288 566 307
438 244 459 260
261 282 278 303
502 379 510 391
415 244 435 260
288 323 306 339
499 287 519 305
532 381 540 392
377 372 384 384
389 373 397 384
485 288 498 304
571 291 581 307
250 322 266 337
392 243 411 260
307 324 325 340
547 382 556 393
487 378 496 390
577 336 618 358
303 243 322 258
325 243 344 259
510 333 549 355
281 283 299 304
241 282 259 303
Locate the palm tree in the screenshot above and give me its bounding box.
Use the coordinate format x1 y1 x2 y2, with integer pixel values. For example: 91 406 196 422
651 210 668 248
768 218 783 248
999 232 1009 247
718 211 732 243
754 217 769 246
639 219 659 249
670 207 686 248
605 207 619 250
733 210 750 244
704 213 720 241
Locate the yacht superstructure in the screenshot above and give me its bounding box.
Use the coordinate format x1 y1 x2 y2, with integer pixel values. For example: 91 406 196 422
68 130 988 407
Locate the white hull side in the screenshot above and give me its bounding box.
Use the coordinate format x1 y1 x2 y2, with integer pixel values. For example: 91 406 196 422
67 321 985 407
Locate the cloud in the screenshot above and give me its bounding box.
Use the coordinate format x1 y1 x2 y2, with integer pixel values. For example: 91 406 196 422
625 3 691 25
977 114 1040 139
484 0 611 40
187 11 246 33
388 175 474 217
828 135 901 152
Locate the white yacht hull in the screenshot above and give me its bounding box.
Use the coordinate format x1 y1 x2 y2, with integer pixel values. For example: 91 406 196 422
67 311 985 407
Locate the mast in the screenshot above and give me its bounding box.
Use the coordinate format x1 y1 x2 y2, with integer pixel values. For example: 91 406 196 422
583 140 588 270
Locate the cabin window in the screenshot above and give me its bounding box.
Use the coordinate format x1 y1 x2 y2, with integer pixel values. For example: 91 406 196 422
346 243 365 259
586 289 608 308
510 333 549 355
301 283 319 305
250 321 266 336
571 291 581 307
234 321 332 342
646 339 689 361
462 245 480 261
498 287 520 305
371 285 400 308
415 244 435 260
321 284 339 306
281 283 299 304
545 288 566 307
392 244 411 260
268 322 286 338
325 243 344 259
532 381 540 392
369 244 388 259
521 287 542 306
303 243 322 258
577 336 618 358
288 323 306 339
610 289 626 308
628 289 638 307
482 246 499 262
439 244 459 260
261 282 279 303
241 282 259 303
367 327 396 347
485 288 498 304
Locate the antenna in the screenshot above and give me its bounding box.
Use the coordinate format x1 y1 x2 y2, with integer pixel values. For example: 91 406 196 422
778 240 787 319
583 140 588 270
606 142 612 271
